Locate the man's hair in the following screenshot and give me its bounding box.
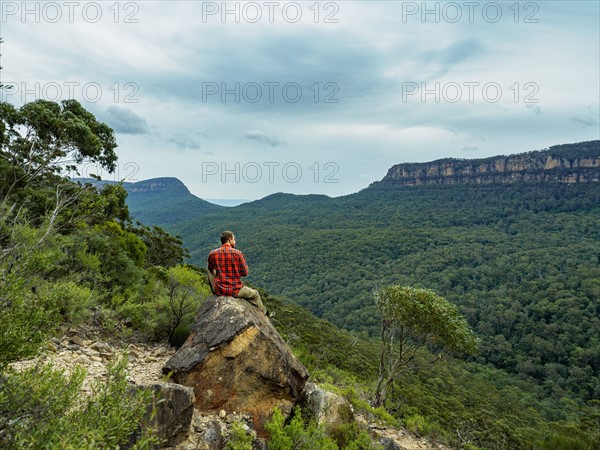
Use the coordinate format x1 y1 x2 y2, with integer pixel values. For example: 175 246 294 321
220 230 234 244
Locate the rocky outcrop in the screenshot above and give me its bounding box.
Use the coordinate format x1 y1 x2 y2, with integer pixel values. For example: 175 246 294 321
143 383 195 447
127 177 191 194
302 383 354 429
163 296 309 437
381 141 600 186
173 410 262 450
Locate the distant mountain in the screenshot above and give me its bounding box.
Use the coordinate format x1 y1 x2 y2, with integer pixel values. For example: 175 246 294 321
381 141 600 186
74 177 222 226
203 198 253 207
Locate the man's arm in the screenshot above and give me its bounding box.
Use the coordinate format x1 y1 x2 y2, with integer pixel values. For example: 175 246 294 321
207 253 217 291
238 252 249 277
207 269 216 292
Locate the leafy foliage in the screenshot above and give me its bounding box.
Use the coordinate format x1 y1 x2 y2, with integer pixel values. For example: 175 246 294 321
265 407 333 450
0 358 158 449
0 99 192 447
373 285 477 407
134 222 189 268
265 407 381 450
0 203 64 367
226 421 254 450
0 99 117 212
157 265 210 341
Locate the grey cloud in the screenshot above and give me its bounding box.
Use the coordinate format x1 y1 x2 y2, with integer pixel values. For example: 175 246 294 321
105 106 149 135
462 146 479 152
527 104 543 115
244 130 286 147
167 135 202 151
571 116 598 127
138 30 388 118
438 39 484 65
420 39 485 78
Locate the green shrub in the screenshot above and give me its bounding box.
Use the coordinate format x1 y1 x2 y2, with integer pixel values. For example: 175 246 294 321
536 430 595 450
328 422 382 450
0 357 158 449
405 414 427 435
45 280 94 324
226 420 254 450
266 407 338 450
265 407 382 450
116 265 208 341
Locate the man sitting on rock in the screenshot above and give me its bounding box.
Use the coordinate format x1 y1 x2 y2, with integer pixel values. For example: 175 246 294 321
207 230 267 314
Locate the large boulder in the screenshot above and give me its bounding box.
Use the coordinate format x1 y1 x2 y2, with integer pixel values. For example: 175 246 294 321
163 296 308 437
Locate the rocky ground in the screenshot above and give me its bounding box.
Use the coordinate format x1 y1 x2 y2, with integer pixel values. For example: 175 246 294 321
10 324 448 450
10 325 175 394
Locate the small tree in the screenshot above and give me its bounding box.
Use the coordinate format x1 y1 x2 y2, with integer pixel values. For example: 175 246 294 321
373 285 477 407
163 265 210 341
134 223 189 268
1 99 117 203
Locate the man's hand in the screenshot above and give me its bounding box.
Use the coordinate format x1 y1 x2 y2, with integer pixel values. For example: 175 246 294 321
207 269 217 290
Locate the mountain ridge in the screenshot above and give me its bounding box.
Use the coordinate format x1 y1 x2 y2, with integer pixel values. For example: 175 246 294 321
75 140 599 210
380 140 599 186
73 176 222 225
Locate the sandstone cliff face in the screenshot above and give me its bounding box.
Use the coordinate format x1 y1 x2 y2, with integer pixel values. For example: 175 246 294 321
127 177 191 194
382 141 600 186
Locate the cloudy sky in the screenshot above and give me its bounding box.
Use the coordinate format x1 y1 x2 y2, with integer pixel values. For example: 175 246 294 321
1 1 599 201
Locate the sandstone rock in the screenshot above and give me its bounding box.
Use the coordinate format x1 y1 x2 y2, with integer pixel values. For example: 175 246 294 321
175 410 262 450
163 296 308 437
303 383 354 428
199 419 225 450
99 351 114 360
91 341 112 353
74 355 89 365
71 336 86 346
378 436 405 450
142 382 195 447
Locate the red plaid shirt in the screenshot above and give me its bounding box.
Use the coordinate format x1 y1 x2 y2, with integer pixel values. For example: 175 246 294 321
207 243 249 296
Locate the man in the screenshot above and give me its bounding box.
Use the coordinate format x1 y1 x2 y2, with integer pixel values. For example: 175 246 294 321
207 230 267 314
